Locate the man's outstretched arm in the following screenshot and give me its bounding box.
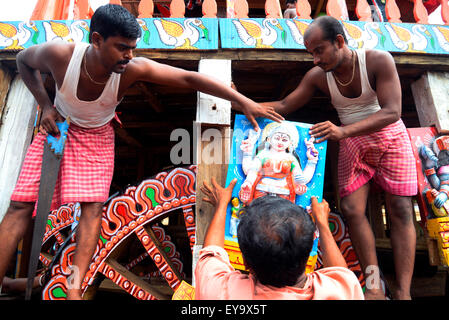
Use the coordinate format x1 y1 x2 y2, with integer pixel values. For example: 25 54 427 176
311 197 347 268
129 58 284 131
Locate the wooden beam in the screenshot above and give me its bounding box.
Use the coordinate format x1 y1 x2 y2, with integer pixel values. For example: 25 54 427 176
193 59 232 285
411 71 449 132
115 127 144 148
136 82 164 113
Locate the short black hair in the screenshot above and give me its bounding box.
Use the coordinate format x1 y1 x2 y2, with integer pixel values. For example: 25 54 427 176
237 196 315 287
305 15 348 44
89 4 141 42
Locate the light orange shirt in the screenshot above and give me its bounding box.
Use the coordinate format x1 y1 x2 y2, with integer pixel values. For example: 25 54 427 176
195 246 364 300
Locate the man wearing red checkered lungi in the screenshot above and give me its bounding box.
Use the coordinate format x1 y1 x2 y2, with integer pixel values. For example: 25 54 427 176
0 5 283 300
261 16 418 300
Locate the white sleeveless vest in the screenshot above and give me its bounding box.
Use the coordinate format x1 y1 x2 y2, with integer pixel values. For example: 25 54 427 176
326 49 381 125
54 42 122 128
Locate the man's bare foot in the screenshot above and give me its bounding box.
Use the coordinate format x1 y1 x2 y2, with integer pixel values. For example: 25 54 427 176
66 289 83 300
364 289 386 300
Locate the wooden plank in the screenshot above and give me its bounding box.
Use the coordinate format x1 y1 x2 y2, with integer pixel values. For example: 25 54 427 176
384 270 447 298
194 125 230 245
0 75 37 223
136 82 164 113
0 50 448 69
193 59 232 283
411 71 449 132
0 64 12 121
376 238 428 251
101 257 171 300
142 224 184 289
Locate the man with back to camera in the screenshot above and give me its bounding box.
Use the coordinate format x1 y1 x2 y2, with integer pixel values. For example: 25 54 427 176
0 4 283 300
195 177 364 300
259 16 418 300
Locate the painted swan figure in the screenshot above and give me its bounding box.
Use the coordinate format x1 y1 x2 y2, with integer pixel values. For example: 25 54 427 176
385 23 431 52
43 20 89 42
154 18 208 49
232 18 285 48
0 21 38 49
342 22 384 49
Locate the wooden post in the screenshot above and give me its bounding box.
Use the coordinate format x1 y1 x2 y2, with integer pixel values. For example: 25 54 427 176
170 0 186 17
0 75 38 222
0 63 13 121
193 59 232 285
411 72 449 133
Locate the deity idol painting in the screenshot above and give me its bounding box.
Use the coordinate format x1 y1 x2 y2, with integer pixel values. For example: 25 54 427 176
224 115 327 270
408 127 449 220
408 127 449 266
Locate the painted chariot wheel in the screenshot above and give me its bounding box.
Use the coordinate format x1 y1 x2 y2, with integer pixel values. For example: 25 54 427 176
316 211 365 287
40 165 197 300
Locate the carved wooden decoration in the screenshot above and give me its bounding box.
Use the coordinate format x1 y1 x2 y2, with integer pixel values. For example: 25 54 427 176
41 166 197 300
265 0 282 18
73 0 90 19
138 0 154 18
202 0 217 17
326 0 349 20
385 0 402 23
439 0 449 25
355 0 373 22
170 0 186 17
234 0 249 18
327 0 342 20
296 0 311 19
413 0 428 24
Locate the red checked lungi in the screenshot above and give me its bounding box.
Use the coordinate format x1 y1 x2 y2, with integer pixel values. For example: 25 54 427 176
338 119 417 198
10 122 115 211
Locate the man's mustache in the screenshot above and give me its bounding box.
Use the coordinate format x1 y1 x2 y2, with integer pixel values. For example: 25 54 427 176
117 60 130 65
